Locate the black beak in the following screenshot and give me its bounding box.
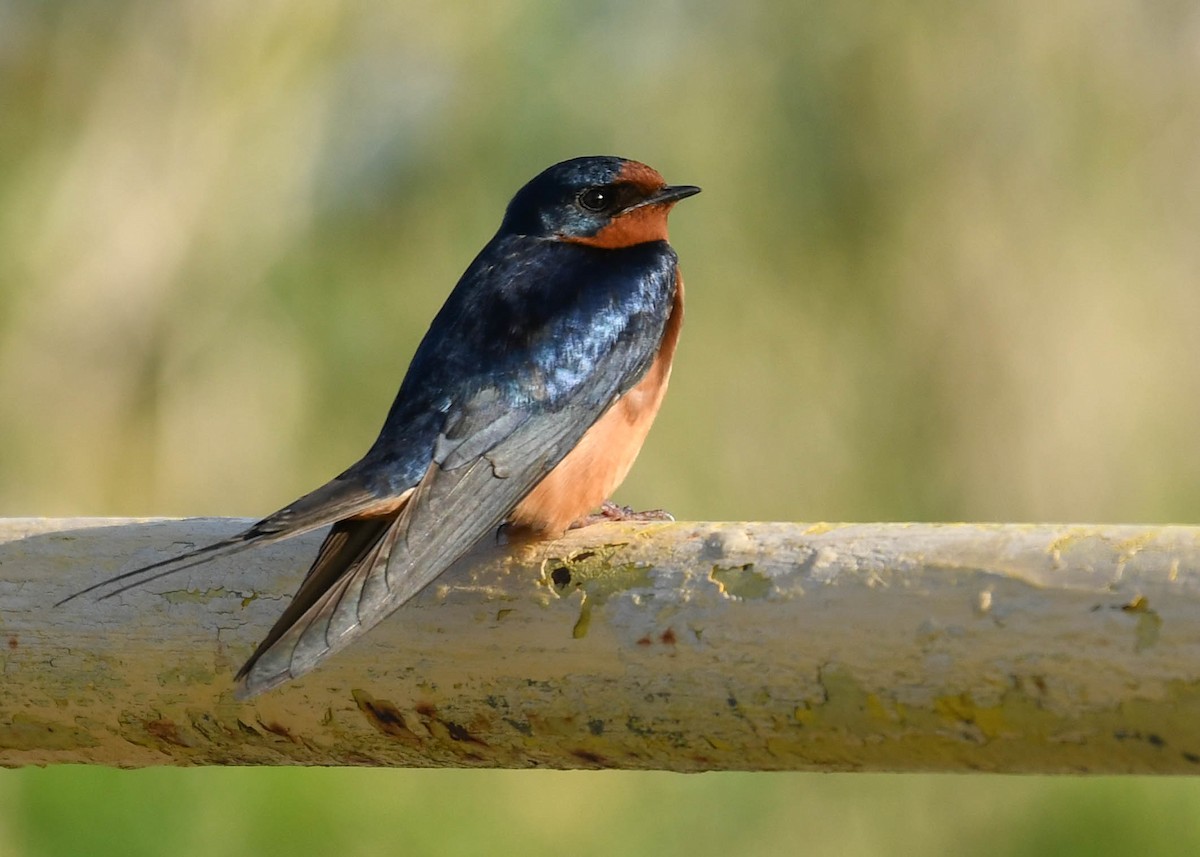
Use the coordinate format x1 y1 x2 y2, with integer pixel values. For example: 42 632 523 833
649 184 702 205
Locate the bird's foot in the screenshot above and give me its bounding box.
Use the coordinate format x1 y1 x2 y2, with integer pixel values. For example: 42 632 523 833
571 500 675 529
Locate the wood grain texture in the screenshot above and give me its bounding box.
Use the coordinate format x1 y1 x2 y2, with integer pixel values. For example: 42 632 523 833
4 518 1200 772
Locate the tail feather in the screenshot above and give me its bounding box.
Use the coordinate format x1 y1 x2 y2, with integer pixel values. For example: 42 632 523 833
56 476 399 606
55 534 264 606
241 518 405 698
234 514 397 691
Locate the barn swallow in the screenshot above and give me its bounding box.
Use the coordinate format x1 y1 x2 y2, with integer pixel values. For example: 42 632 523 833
62 156 699 698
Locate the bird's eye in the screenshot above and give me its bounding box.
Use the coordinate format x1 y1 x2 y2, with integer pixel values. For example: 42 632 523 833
577 187 613 213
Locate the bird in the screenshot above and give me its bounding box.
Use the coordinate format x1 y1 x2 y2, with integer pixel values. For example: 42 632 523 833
62 156 700 698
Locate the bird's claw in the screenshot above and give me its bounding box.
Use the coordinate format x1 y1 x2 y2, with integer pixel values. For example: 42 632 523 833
571 500 675 528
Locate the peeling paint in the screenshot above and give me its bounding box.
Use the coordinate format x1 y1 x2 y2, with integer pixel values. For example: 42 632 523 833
572 595 592 639
709 564 772 599
1123 596 1163 652
161 587 237 605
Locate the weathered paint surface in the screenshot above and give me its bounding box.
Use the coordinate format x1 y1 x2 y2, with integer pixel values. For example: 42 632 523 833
3 518 1200 771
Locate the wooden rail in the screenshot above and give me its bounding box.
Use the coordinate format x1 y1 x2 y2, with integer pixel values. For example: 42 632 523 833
3 517 1199 772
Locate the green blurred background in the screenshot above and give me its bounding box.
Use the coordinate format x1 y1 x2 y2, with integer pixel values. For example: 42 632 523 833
4 1 1200 854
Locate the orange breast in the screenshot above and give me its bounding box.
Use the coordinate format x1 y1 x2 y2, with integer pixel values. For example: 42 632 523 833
510 273 685 534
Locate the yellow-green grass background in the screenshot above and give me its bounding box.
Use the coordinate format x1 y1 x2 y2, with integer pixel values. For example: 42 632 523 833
4 2 1200 854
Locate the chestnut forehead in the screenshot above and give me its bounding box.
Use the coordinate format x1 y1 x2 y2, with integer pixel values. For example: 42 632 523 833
616 161 667 194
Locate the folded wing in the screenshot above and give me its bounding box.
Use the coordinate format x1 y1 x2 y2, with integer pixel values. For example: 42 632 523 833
236 242 680 696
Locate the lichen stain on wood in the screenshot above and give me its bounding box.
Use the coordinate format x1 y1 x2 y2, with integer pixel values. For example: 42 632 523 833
540 543 653 604
0 714 97 753
540 541 659 643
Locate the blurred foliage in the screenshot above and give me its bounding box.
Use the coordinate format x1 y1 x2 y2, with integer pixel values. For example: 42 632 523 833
9 767 1200 857
5 0 1200 854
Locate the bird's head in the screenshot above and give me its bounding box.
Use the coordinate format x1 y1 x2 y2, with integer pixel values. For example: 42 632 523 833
501 156 700 248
